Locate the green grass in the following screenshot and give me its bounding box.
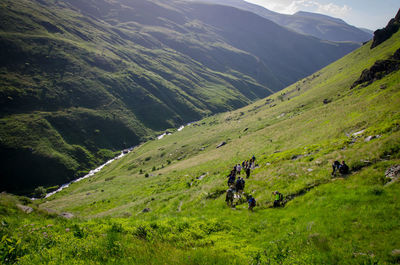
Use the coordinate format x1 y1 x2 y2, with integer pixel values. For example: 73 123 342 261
1 18 400 265
0 31 394 264
0 0 361 194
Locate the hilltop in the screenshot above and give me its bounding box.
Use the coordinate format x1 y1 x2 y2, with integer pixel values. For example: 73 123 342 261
0 0 359 194
194 0 373 42
0 22 397 264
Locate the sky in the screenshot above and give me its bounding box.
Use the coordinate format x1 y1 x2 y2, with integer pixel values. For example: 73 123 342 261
245 0 400 30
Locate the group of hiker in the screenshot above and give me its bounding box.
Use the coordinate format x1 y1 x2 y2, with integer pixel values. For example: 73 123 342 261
331 160 349 176
225 156 351 211
225 155 262 211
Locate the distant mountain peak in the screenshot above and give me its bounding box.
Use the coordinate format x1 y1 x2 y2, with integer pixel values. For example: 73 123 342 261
293 11 346 24
196 0 372 42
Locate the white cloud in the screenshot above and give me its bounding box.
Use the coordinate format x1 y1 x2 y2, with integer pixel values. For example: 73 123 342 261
315 2 351 17
246 0 351 18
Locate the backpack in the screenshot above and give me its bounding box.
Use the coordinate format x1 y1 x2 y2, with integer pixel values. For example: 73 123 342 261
249 197 256 207
235 179 242 189
279 193 283 201
240 178 245 188
339 164 349 174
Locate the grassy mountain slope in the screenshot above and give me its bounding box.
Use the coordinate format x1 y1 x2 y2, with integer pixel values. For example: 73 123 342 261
195 0 373 42
3 30 396 264
0 0 359 194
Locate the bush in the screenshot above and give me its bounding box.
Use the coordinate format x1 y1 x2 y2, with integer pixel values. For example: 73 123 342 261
105 226 123 256
33 186 46 199
135 225 151 240
110 223 123 233
72 224 85 239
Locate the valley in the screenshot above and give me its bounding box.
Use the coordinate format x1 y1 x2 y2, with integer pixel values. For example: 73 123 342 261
0 0 360 193
1 27 399 264
1 2 399 264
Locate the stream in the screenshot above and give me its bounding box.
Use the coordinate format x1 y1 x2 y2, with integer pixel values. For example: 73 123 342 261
43 146 135 199
42 122 193 199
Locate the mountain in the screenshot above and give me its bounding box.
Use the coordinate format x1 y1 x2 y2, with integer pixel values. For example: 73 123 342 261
288 11 373 42
360 27 374 35
195 0 373 42
2 26 399 264
371 8 400 48
0 0 360 194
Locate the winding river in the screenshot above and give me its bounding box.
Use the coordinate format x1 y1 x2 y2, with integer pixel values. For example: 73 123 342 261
42 122 193 199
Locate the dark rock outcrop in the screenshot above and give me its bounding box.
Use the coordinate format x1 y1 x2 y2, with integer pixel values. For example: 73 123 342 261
323 99 332 104
351 48 400 88
216 141 227 148
142 208 151 213
371 9 400 48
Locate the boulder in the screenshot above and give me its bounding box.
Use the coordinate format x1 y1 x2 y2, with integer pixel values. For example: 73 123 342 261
351 47 400 88
42 207 56 214
216 141 226 148
197 173 207 180
364 135 376 142
352 130 365 137
323 98 332 104
17 204 33 214
385 165 400 179
391 249 400 257
142 208 151 213
60 212 74 219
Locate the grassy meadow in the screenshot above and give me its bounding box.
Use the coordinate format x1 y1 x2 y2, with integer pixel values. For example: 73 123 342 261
1 32 400 264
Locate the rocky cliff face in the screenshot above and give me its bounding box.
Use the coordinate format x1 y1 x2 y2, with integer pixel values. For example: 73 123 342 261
371 8 400 48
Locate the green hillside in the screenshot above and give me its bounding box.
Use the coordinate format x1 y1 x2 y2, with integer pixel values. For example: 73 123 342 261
1 29 399 264
0 0 360 194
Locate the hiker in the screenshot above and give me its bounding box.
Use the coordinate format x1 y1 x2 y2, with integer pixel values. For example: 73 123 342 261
232 166 237 177
331 160 340 176
246 166 251 179
250 160 255 170
236 177 244 197
248 195 256 211
273 191 283 207
227 173 236 187
236 164 242 175
240 177 245 190
252 155 256 162
226 188 234 207
339 161 349 175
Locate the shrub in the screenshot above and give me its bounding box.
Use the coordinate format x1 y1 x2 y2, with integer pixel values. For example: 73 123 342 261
105 225 123 256
0 235 24 264
72 224 85 239
33 186 46 199
110 223 123 233
135 225 150 240
369 186 384 196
